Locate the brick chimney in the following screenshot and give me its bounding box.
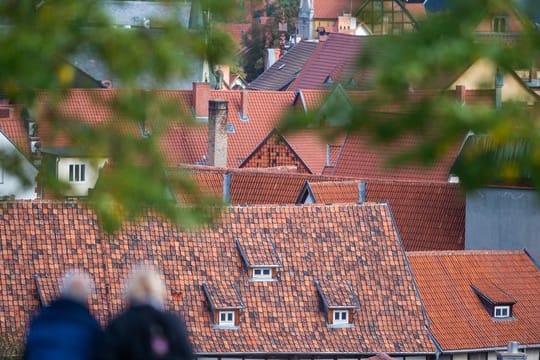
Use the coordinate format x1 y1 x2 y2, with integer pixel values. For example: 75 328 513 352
208 99 228 167
241 90 249 121
456 85 466 103
193 82 210 119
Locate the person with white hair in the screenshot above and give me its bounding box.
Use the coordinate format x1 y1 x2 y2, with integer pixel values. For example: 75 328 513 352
97 264 193 360
24 269 103 360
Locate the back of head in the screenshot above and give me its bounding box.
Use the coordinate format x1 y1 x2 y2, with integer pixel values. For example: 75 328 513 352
124 264 167 310
60 269 94 305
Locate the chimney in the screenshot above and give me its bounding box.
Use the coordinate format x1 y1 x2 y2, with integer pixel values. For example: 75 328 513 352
222 171 232 204
326 144 331 166
456 85 466 103
357 181 366 203
208 99 228 167
193 82 210 119
241 90 249 121
497 342 526 360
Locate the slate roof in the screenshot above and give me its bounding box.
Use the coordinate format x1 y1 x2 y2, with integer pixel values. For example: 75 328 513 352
408 250 540 351
248 41 319 91
0 201 436 355
288 33 374 91
170 166 343 205
302 179 465 251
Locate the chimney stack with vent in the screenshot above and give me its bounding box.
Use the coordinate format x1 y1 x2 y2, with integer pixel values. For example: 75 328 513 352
497 342 526 360
208 99 228 167
456 85 466 103
222 171 232 204
193 82 210 119
358 181 366 203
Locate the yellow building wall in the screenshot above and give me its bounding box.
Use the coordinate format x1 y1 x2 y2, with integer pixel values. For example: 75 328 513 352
449 58 536 105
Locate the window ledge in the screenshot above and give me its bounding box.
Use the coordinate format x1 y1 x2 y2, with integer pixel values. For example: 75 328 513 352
213 324 240 330
249 278 278 283
327 323 354 329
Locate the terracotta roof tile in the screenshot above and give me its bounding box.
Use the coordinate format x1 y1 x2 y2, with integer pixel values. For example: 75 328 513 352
313 0 363 19
471 282 516 304
219 23 251 47
0 200 436 355
315 279 359 308
202 282 245 309
0 105 31 157
331 132 463 183
236 238 282 267
172 166 345 205
305 179 465 251
408 250 540 351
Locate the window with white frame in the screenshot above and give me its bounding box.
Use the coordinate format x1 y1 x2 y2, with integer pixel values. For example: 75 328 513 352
69 164 86 183
219 311 235 326
252 267 272 280
494 305 510 318
332 310 349 325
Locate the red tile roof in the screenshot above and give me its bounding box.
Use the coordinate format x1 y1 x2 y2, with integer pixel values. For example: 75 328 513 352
305 179 465 251
408 250 540 351
288 33 372 91
36 89 296 168
171 166 344 205
0 105 30 157
330 132 463 183
219 23 251 47
313 0 363 19
0 200 436 355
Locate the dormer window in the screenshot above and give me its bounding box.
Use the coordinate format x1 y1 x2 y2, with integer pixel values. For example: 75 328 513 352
253 267 272 279
471 283 515 320
333 310 349 325
219 311 235 326
202 282 245 329
494 305 510 318
315 279 359 328
235 238 282 282
69 164 86 183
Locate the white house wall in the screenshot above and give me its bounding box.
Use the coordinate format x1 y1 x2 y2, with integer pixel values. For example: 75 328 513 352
0 133 37 199
56 157 108 196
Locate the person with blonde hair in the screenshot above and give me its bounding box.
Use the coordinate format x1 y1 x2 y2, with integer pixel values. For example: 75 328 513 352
24 269 103 360
97 264 193 360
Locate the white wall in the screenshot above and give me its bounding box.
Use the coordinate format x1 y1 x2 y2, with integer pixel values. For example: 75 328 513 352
56 157 108 196
0 133 37 199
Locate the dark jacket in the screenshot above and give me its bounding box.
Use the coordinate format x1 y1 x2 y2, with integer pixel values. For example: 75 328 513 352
24 298 103 360
98 304 194 360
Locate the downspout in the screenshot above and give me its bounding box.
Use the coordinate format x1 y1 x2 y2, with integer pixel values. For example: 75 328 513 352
495 68 503 110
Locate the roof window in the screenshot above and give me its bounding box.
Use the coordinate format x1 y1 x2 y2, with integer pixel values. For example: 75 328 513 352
235 238 282 282
471 283 515 319
202 281 245 329
315 279 359 328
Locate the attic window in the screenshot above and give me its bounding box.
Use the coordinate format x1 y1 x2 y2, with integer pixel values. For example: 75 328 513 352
315 279 359 328
235 238 282 282
253 268 272 279
492 15 508 33
471 283 515 320
219 311 235 326
333 310 349 325
227 123 235 133
278 64 286 70
494 305 510 318
202 282 245 329
69 164 86 183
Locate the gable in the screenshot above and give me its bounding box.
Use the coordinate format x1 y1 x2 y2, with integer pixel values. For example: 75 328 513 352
356 0 418 35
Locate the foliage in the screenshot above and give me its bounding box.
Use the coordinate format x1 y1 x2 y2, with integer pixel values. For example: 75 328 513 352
241 0 299 81
283 0 540 192
0 0 235 232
